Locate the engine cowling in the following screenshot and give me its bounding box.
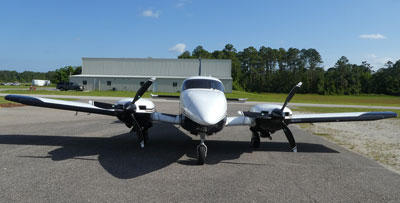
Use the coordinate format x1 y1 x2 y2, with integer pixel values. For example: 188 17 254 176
115 98 155 129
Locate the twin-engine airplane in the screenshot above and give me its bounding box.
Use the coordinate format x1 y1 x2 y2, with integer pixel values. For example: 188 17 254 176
5 77 397 164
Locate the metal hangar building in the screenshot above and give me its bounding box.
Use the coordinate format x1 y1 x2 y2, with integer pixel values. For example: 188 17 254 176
70 58 232 93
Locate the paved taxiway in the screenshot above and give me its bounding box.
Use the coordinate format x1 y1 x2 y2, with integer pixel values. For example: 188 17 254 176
0 100 399 202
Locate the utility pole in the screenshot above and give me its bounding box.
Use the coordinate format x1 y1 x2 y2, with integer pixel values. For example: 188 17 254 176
198 57 202 76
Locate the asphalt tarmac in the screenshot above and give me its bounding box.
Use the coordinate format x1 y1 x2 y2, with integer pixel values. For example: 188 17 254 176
0 101 399 202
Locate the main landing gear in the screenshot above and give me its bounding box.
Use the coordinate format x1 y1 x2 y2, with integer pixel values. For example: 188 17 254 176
250 127 260 148
250 127 273 148
131 127 149 147
251 131 260 148
197 133 208 165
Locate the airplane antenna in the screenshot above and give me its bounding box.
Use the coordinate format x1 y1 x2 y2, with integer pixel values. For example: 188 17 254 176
198 57 202 76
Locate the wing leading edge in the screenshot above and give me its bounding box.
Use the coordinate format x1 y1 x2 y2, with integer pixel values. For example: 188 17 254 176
287 112 397 124
5 94 115 116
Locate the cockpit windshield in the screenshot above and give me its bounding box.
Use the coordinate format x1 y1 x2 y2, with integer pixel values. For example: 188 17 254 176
182 79 225 92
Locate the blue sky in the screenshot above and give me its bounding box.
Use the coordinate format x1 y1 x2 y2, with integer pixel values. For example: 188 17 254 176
1 0 399 72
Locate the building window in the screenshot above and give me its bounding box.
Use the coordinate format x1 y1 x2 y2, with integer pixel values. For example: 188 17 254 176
83 80 87 85
107 81 111 86
173 82 177 87
140 81 145 86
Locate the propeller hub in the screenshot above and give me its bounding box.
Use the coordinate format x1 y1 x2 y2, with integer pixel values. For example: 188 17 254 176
124 102 136 114
271 108 284 119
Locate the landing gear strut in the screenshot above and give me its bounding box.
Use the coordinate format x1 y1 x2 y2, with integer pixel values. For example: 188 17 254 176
197 133 208 165
250 127 260 148
131 127 149 147
251 131 260 148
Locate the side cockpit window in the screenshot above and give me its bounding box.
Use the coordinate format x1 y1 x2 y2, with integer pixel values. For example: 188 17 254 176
182 79 224 92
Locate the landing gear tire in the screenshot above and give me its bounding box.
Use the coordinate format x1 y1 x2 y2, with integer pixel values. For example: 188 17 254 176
251 133 260 148
143 132 149 144
197 144 207 165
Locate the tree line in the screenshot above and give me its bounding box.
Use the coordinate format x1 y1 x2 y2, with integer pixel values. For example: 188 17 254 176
1 45 399 96
179 44 400 96
0 66 81 84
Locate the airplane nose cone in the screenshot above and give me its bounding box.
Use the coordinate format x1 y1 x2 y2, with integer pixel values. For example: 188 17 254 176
182 89 227 125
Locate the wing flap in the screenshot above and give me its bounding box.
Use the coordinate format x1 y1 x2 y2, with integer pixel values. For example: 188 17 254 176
5 94 115 116
287 112 397 124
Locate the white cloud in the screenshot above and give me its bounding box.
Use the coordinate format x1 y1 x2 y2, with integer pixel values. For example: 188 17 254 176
175 0 191 8
142 9 160 18
168 43 186 53
366 54 392 69
359 34 386 39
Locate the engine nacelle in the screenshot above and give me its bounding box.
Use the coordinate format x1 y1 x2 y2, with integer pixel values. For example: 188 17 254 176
115 98 155 130
250 104 292 117
249 104 293 133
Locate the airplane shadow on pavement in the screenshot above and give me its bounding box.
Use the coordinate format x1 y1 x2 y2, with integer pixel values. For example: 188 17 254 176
0 123 338 179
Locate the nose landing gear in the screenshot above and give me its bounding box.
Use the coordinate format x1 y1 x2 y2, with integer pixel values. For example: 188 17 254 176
197 133 208 165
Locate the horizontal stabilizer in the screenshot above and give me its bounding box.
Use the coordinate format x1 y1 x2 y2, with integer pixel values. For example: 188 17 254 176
227 98 248 103
151 94 247 103
150 94 180 99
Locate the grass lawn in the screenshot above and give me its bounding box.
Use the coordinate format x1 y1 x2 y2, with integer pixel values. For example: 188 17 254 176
0 85 55 89
227 91 400 107
1 90 177 97
1 89 400 107
0 96 13 104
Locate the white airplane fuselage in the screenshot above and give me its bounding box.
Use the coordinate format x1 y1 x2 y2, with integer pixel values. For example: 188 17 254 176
179 76 227 135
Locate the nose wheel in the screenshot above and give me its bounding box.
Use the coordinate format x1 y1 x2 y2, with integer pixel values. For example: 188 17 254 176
197 133 208 165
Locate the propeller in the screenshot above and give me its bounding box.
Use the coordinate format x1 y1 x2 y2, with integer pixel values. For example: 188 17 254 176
118 77 155 148
277 82 302 152
281 82 302 112
242 82 302 152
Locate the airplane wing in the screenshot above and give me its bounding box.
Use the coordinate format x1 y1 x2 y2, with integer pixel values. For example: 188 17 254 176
225 116 252 126
286 112 397 124
5 94 115 116
151 112 181 124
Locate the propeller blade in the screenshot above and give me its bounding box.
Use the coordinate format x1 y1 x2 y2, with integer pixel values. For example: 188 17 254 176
281 82 302 112
132 77 155 104
281 121 297 152
130 115 145 148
